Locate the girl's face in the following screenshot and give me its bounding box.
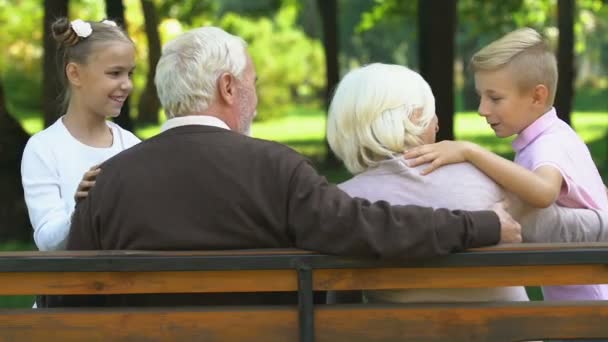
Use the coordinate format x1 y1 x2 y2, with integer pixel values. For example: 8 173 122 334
72 41 136 119
474 67 537 138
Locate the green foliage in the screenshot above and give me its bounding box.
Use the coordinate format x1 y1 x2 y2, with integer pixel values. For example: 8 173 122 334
220 3 325 121
217 0 282 17
337 0 418 70
156 0 215 25
0 0 43 112
2 0 606 124
355 0 418 67
574 83 608 111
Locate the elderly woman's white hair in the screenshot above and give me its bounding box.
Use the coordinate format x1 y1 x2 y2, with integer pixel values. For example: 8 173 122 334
327 63 436 174
155 26 248 118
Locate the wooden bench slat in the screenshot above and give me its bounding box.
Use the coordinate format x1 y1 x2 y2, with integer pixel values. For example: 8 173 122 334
1 302 607 342
4 244 608 272
2 264 608 295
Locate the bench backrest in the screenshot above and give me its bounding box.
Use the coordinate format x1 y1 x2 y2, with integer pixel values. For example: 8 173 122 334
1 242 608 341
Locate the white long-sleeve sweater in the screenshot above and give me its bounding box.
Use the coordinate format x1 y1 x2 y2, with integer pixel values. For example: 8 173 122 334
21 117 140 251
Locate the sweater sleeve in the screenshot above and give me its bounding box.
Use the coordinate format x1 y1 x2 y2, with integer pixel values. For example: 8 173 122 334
521 204 608 243
286 160 500 260
21 138 71 251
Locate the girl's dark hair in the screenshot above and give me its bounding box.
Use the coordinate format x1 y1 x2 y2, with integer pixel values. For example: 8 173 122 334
51 17 134 112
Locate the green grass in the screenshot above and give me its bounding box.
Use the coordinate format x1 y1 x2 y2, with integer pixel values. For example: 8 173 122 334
0 241 35 251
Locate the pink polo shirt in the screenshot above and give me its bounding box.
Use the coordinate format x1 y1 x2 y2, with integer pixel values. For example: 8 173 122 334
513 107 608 301
513 107 608 210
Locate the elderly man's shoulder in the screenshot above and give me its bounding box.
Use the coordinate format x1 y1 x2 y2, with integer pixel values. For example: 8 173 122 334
248 136 304 158
100 131 309 172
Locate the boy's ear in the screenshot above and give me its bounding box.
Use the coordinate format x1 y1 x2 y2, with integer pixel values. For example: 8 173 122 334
531 84 549 107
217 72 236 105
65 62 82 87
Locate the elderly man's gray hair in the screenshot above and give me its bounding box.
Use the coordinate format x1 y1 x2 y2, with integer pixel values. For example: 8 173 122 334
155 26 248 118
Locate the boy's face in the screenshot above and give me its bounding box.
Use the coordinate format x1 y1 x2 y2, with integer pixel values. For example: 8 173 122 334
474 67 536 138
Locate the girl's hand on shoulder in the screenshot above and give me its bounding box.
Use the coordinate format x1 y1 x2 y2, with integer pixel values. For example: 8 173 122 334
74 164 101 202
403 141 473 175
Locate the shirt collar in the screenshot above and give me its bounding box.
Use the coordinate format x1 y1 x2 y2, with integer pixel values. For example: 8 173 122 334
512 107 557 152
160 115 231 133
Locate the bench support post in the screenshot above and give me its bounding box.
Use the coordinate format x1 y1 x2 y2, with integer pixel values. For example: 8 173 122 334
297 265 314 342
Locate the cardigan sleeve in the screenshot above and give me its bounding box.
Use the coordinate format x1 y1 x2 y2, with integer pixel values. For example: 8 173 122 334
21 138 71 251
286 160 500 260
521 204 608 243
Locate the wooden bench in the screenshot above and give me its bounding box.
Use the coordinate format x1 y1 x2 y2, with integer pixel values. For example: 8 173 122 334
1 242 608 341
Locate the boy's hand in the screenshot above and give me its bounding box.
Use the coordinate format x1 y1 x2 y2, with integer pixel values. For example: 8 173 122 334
404 141 473 175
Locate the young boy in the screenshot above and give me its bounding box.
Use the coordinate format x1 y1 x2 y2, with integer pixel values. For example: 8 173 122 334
405 27 608 301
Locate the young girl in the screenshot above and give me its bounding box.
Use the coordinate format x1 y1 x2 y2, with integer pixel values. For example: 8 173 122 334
404 28 608 301
21 17 140 252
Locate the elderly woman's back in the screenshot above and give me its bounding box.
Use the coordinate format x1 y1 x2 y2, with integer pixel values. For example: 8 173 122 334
340 157 529 302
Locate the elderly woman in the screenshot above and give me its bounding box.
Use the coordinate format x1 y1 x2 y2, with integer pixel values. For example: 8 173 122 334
327 63 607 303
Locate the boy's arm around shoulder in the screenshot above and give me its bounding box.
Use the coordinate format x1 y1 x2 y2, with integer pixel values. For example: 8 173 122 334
405 141 563 208
464 143 563 208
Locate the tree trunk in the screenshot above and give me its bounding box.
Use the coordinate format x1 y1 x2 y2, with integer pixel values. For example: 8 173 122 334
137 0 162 125
460 37 480 111
555 0 575 125
418 0 457 141
0 82 32 242
42 0 68 128
317 0 340 167
106 0 134 131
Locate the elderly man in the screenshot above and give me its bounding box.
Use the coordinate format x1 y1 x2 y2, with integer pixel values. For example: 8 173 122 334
53 27 520 307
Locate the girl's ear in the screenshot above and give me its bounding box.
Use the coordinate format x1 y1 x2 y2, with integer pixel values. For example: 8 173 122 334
65 62 82 87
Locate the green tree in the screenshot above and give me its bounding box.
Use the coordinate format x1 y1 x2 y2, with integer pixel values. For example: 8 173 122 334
220 2 325 121
0 0 43 241
137 0 161 125
0 81 31 241
43 0 68 127
317 0 340 165
419 0 457 141
555 0 575 123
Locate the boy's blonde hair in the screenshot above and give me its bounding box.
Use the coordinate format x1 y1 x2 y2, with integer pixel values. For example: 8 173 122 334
470 28 557 106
